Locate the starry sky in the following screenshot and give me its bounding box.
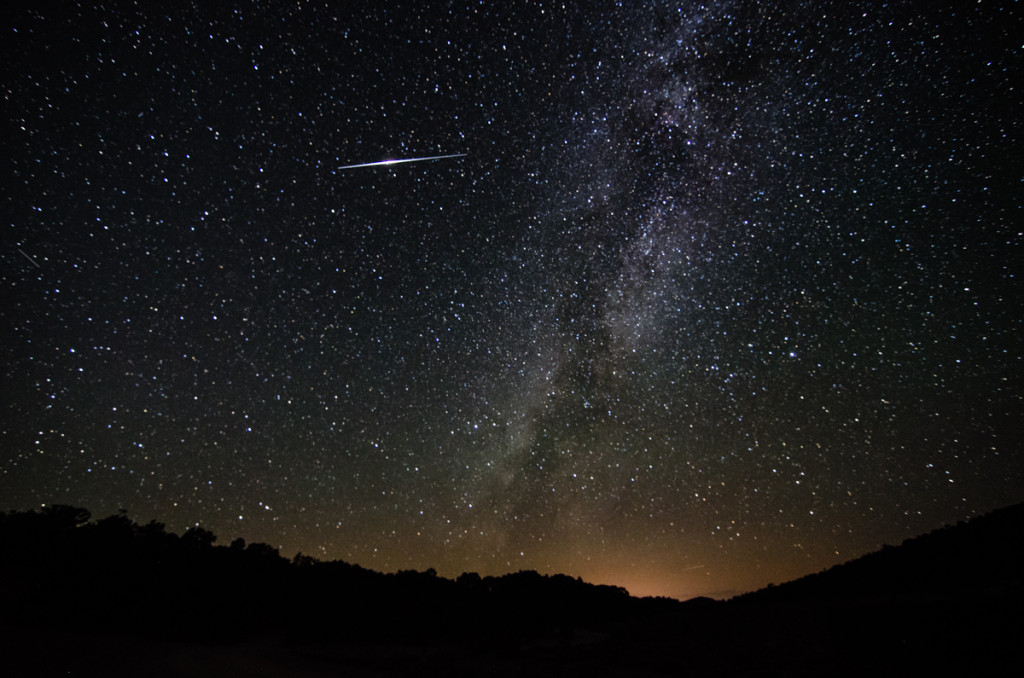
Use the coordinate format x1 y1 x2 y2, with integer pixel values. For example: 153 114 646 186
3 1 1022 600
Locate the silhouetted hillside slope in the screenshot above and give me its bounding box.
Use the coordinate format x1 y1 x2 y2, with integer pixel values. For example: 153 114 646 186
1 503 1021 677
717 502 1024 676
734 501 1024 604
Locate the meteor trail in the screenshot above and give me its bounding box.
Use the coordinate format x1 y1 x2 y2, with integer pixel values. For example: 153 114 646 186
18 248 41 268
337 153 466 170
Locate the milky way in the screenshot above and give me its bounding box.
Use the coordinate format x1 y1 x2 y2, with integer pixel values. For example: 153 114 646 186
3 2 1021 598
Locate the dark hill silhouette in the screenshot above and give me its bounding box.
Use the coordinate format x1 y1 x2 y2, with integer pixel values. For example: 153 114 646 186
733 501 1024 605
1 502 1020 677
715 502 1024 677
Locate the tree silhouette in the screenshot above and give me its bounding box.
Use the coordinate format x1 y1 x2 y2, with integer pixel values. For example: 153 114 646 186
245 541 281 560
181 525 217 548
1 502 1020 677
41 504 91 530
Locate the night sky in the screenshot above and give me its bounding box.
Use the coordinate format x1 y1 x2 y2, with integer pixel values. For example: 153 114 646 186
3 1 1021 600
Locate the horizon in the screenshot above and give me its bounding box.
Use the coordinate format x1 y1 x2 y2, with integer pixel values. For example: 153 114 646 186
11 499 1018 602
3 2 1021 602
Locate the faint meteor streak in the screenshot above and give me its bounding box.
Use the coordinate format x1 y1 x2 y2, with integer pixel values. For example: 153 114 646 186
337 153 466 170
18 248 41 268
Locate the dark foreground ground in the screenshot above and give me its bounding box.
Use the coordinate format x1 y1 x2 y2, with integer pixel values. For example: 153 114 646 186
4 588 1019 678
2 502 1021 676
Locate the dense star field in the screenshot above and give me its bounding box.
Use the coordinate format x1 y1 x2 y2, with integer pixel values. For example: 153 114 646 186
3 2 1021 599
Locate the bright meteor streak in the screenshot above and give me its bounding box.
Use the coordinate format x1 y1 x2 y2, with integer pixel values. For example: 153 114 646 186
337 153 466 170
